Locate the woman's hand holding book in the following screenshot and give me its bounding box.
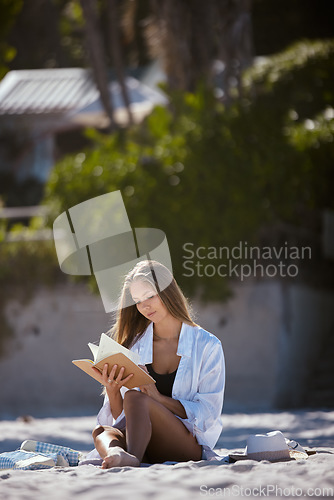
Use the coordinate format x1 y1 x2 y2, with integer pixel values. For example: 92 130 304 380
92 363 134 394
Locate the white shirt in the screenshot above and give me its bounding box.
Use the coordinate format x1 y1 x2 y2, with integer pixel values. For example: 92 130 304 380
93 322 225 453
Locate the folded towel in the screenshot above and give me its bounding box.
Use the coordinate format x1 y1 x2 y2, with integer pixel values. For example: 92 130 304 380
20 440 82 466
0 450 61 470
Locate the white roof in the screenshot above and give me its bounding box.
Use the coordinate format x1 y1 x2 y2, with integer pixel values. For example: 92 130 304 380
0 68 99 115
0 68 168 123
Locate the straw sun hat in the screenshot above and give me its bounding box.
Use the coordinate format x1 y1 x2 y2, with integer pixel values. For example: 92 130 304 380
229 430 313 462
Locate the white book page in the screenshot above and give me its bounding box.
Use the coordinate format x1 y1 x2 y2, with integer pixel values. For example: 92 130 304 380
95 333 140 365
88 342 99 363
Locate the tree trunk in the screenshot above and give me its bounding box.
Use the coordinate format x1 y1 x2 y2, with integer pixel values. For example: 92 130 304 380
215 0 254 102
142 0 254 96
80 0 115 129
107 0 134 126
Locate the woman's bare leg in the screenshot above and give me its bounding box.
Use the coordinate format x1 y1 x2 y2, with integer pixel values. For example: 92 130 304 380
123 390 202 465
92 425 140 468
94 391 202 469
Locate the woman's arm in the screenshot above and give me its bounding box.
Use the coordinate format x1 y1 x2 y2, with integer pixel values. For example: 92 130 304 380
137 364 187 417
155 394 187 418
93 363 133 421
139 383 187 418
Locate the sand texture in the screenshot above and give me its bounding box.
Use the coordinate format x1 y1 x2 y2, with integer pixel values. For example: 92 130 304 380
0 409 333 499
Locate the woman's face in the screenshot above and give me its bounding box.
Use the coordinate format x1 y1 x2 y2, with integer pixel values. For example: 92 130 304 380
130 280 169 324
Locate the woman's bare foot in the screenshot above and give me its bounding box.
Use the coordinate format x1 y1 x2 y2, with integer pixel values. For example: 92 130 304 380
101 446 140 469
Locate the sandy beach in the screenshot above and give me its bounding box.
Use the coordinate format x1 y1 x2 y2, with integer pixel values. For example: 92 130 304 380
0 409 333 499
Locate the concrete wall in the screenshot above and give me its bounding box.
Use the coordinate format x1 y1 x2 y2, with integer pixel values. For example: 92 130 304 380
1 284 109 418
196 281 282 411
196 281 334 411
0 280 333 418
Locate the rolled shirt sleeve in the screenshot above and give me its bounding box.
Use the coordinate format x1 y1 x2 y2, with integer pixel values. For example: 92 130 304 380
96 386 129 428
95 338 142 428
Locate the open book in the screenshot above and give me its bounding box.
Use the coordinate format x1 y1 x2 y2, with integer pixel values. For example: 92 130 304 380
72 333 155 389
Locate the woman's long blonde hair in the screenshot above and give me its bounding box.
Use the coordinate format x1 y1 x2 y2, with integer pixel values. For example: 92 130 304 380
108 260 196 347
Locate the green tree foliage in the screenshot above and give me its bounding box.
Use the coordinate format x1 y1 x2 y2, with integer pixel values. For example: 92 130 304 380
242 39 334 217
42 40 334 299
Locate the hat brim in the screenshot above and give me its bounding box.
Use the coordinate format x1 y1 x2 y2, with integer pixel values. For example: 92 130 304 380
229 449 312 463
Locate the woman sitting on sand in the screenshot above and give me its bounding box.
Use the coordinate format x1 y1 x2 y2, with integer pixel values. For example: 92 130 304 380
89 260 225 469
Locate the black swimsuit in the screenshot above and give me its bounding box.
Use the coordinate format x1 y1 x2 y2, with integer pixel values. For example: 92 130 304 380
146 364 177 397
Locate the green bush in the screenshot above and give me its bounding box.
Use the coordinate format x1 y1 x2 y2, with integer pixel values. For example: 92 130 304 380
41 39 334 299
